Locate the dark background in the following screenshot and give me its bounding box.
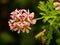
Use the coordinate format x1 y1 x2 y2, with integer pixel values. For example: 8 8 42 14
0 0 42 45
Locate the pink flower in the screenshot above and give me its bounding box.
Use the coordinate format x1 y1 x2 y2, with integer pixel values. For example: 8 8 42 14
11 9 19 15
53 2 60 10
18 13 27 22
8 21 15 30
10 9 19 20
22 22 30 33
27 12 36 24
8 9 36 34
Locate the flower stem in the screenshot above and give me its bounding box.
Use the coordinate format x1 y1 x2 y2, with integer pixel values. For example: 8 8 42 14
34 17 43 20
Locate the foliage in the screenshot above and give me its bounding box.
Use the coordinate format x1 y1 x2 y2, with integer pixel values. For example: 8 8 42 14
38 0 60 45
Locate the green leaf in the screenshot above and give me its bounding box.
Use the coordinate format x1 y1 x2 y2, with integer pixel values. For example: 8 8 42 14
40 13 46 15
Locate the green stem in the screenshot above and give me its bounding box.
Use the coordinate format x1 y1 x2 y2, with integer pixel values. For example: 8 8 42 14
34 17 43 20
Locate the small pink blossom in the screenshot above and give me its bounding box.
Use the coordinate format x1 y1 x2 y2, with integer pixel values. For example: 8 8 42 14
25 9 36 24
8 21 15 30
8 9 36 33
21 22 30 33
11 9 19 15
53 2 60 10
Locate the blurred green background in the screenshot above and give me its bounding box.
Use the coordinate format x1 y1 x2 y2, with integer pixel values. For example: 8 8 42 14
0 0 42 45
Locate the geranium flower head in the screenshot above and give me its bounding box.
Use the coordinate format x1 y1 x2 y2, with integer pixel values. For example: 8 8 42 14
8 9 36 34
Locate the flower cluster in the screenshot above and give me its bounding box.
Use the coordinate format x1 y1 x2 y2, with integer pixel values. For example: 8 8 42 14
8 9 36 33
53 2 60 10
